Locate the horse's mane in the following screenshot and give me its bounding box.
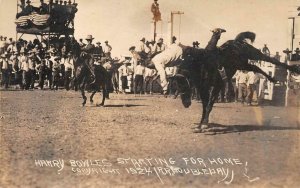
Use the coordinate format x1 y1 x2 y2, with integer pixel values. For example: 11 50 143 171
234 32 256 43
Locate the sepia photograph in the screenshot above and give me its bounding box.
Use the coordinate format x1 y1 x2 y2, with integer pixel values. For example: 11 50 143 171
0 0 299 187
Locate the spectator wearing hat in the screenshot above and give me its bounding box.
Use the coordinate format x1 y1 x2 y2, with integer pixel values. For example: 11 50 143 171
37 58 47 89
291 48 300 61
94 42 104 59
262 44 270 56
20 48 29 89
39 0 48 14
193 41 200 49
133 61 145 96
283 48 292 64
149 40 156 54
43 53 53 89
27 51 37 89
143 67 157 94
274 52 281 61
52 56 61 90
0 36 5 54
10 51 22 88
129 46 142 73
118 61 130 93
153 38 165 53
236 70 248 104
138 37 146 53
2 37 9 52
103 41 112 59
63 52 74 90
0 53 11 89
23 0 35 16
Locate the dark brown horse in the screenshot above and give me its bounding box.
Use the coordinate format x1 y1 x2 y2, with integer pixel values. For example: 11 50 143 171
175 31 300 133
75 53 109 107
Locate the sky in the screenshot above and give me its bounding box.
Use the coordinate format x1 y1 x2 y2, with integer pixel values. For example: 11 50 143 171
0 0 299 57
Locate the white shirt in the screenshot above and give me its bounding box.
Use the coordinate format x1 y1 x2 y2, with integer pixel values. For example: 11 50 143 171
236 71 248 84
152 43 183 66
63 57 74 71
135 65 145 76
118 65 129 76
103 44 112 53
0 58 10 69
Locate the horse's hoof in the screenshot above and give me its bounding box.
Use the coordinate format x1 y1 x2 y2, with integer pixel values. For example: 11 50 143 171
96 103 104 107
193 127 204 133
200 124 209 129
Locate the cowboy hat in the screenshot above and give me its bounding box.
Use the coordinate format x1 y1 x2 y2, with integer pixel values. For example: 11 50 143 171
96 42 101 44
85 35 94 40
26 0 31 4
140 37 145 42
295 48 300 53
194 41 200 45
283 48 292 54
105 41 108 43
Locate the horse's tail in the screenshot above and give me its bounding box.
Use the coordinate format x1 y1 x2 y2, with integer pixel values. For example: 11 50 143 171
234 32 256 43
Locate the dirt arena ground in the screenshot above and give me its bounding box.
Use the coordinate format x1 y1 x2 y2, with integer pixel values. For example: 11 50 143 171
0 89 299 188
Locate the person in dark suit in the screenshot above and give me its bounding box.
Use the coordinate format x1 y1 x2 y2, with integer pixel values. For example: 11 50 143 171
291 48 300 61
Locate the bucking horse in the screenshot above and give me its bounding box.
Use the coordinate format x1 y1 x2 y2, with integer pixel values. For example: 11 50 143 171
173 30 300 133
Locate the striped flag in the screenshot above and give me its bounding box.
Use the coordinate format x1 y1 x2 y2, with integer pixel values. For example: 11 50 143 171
15 12 50 27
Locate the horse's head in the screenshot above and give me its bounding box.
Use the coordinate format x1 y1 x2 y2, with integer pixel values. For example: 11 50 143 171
181 45 206 63
235 31 256 43
181 46 195 62
174 73 192 108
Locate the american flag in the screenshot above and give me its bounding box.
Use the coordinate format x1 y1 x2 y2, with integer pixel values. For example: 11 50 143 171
15 12 50 26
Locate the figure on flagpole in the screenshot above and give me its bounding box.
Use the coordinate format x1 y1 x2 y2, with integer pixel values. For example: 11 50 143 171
151 0 161 22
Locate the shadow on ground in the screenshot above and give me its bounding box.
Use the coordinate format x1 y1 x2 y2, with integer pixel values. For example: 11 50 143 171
194 123 300 135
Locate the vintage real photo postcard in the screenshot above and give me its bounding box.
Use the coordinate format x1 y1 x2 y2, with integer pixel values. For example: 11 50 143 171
0 0 299 187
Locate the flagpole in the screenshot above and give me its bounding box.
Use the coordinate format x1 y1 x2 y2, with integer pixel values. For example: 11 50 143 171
16 0 19 42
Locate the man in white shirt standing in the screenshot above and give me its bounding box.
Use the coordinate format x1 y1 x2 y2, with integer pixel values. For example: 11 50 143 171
143 67 157 94
20 48 29 89
0 53 11 89
103 41 112 59
236 70 248 104
246 71 263 105
118 61 130 93
134 61 145 96
63 52 74 90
